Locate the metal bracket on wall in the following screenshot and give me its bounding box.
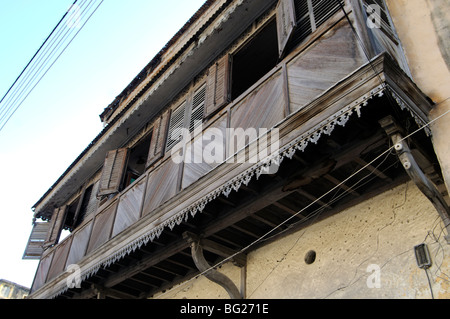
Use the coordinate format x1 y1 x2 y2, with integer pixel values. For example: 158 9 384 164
183 232 245 299
380 116 450 244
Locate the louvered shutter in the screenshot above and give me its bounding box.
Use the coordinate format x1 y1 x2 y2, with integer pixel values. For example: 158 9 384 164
166 102 187 151
312 0 344 29
98 148 129 197
189 84 206 132
276 0 297 57
44 206 67 249
23 222 51 259
147 110 170 167
205 55 230 117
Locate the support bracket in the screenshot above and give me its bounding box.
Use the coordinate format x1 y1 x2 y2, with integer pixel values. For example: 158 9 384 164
183 232 244 299
380 116 450 244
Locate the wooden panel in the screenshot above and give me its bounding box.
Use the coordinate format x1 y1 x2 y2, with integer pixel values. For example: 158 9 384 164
31 253 53 292
230 70 285 150
86 201 118 254
182 114 228 189
66 221 93 267
98 149 129 197
288 21 365 113
112 177 146 237
23 222 51 260
142 159 181 216
46 237 72 282
166 102 187 151
147 110 171 168
277 0 296 56
44 206 67 249
205 55 231 117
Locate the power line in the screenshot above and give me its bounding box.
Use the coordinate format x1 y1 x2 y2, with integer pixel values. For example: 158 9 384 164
0 0 104 133
0 0 78 107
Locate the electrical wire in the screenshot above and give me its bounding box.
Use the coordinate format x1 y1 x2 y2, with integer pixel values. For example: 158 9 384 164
0 0 91 125
425 268 435 299
0 0 104 133
0 0 78 107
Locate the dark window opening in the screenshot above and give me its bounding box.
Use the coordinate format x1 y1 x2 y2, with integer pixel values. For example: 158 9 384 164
74 184 94 228
125 132 153 186
65 197 80 231
231 19 279 100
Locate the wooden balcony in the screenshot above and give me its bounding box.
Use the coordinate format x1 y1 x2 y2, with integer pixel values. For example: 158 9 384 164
29 16 434 298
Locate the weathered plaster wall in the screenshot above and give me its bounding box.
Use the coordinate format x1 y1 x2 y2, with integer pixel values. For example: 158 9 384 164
154 182 449 299
386 0 450 193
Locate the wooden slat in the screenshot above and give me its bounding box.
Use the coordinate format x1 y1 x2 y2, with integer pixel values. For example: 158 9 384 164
31 253 53 292
229 71 285 156
112 177 146 237
46 237 72 282
142 159 181 216
86 201 118 254
276 0 296 57
66 221 93 267
287 21 365 113
182 114 228 189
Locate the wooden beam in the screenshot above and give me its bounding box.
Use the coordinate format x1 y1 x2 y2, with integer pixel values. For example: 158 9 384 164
272 201 306 219
202 179 296 238
354 158 392 181
183 232 242 299
324 174 360 196
295 189 332 209
102 240 190 289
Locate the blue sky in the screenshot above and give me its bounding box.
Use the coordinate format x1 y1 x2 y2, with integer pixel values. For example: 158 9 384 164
0 0 205 289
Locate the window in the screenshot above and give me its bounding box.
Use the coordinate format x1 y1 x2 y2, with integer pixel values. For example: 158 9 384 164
166 83 207 151
231 19 279 100
125 132 153 186
73 184 95 228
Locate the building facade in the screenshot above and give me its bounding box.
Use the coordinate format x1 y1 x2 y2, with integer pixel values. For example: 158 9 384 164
24 0 449 299
0 280 29 299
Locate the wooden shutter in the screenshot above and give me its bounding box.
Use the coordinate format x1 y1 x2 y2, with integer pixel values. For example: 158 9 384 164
205 54 230 117
166 102 187 151
23 222 51 259
44 206 67 249
147 110 170 167
189 84 206 132
98 148 129 197
276 0 297 57
312 0 344 29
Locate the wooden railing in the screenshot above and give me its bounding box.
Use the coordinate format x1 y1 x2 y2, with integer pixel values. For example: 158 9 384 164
31 17 368 293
